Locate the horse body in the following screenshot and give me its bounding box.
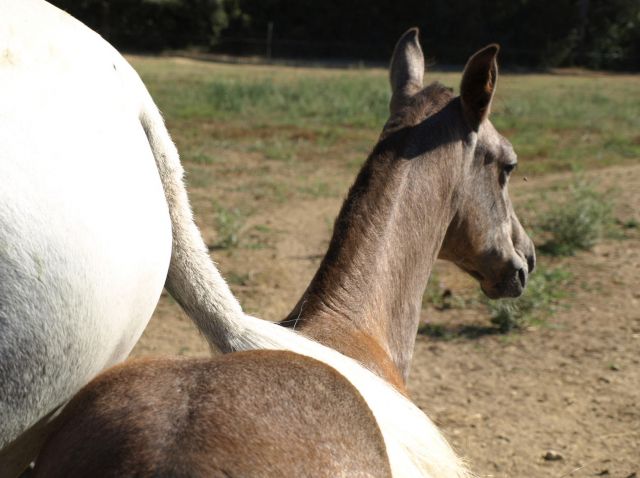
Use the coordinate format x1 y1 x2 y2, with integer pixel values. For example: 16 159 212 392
32 29 534 478
0 0 173 464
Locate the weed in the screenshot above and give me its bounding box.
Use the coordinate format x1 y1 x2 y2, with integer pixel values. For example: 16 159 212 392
618 218 639 229
249 138 296 162
244 225 273 250
422 273 445 309
134 58 640 177
253 224 273 234
227 271 250 286
487 302 526 333
183 165 216 189
417 323 454 340
483 266 571 333
184 152 217 165
249 179 292 203
213 204 244 249
298 181 335 198
422 272 471 310
539 177 613 256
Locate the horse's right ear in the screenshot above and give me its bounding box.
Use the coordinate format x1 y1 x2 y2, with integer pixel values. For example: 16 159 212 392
389 28 424 113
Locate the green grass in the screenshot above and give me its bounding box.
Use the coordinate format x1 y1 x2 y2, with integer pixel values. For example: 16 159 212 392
422 272 471 311
212 203 245 249
134 60 389 128
538 177 613 256
131 56 640 184
226 271 250 286
483 266 572 333
620 218 639 229
491 75 640 174
419 265 572 338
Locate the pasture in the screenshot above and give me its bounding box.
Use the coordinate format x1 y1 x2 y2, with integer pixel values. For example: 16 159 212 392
130 57 639 477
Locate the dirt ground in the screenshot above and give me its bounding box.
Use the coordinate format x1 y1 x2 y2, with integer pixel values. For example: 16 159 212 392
132 163 640 478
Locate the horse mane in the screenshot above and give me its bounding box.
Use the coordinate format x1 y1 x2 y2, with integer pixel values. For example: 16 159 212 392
383 81 456 137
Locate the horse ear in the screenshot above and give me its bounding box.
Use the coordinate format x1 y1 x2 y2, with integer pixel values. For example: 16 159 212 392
389 28 424 113
460 44 499 130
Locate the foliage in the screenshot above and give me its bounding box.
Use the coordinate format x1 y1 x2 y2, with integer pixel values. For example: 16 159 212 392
144 74 388 128
490 75 640 174
578 0 640 69
213 204 244 249
132 57 640 178
539 177 613 256
50 0 640 69
422 273 470 311
620 218 639 229
484 266 571 333
50 0 246 51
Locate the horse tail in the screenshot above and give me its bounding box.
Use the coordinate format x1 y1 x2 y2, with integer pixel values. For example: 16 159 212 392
137 86 470 478
139 94 246 353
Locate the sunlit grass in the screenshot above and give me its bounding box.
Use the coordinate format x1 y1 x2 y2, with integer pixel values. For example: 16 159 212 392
130 55 640 198
483 266 572 333
538 176 613 255
492 74 640 173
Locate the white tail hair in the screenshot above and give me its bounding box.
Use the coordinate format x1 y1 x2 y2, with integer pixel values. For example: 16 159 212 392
138 76 472 478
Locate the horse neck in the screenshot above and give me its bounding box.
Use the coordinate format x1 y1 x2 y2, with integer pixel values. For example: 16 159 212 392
283 136 459 384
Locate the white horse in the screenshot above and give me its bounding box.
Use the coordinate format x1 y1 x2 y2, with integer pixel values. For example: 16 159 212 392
1 2 470 477
1 0 242 473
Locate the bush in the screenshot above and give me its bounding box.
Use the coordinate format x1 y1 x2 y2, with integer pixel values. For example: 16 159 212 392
213 204 244 249
421 272 470 311
485 266 571 333
539 177 612 256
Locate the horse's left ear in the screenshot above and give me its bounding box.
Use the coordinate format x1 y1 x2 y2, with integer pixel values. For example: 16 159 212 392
460 44 499 130
389 28 424 113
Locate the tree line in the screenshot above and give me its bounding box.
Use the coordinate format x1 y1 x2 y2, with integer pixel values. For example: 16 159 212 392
50 0 640 70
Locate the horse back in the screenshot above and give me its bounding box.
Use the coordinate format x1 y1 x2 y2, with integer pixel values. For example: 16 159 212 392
33 351 392 478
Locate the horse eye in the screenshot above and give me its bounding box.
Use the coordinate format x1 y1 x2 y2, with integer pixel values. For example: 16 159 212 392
503 163 517 174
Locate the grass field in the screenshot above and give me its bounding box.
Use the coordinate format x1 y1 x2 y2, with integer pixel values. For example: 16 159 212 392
132 56 640 183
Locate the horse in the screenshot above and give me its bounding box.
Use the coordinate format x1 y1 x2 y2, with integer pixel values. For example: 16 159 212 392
31 28 535 478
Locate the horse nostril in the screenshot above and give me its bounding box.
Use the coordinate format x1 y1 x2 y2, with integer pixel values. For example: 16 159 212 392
517 268 527 288
527 254 536 274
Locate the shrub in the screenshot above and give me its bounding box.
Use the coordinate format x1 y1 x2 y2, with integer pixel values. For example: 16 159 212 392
485 266 571 333
421 272 470 311
213 204 244 249
539 177 612 256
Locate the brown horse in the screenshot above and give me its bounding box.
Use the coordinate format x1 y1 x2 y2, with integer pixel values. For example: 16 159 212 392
32 28 534 478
